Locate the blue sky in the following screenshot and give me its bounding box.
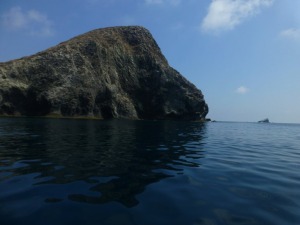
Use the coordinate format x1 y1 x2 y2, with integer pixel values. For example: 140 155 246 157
1 0 300 123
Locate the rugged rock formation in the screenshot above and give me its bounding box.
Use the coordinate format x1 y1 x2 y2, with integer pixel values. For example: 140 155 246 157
0 26 208 120
258 118 269 123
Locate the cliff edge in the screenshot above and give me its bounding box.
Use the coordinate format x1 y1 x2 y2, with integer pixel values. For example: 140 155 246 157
0 26 208 120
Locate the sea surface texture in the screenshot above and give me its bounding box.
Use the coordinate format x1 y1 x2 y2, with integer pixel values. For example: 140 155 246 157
0 118 299 225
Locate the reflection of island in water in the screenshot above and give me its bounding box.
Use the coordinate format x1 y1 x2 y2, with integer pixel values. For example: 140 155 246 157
0 119 207 207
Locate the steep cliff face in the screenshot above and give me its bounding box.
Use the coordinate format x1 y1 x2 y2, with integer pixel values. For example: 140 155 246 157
0 26 208 120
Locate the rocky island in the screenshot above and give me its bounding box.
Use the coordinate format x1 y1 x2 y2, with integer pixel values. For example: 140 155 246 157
0 26 208 120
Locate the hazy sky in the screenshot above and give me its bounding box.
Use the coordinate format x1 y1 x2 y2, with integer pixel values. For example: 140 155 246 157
1 0 300 123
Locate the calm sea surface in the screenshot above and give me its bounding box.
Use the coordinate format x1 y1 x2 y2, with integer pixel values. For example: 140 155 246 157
0 118 299 225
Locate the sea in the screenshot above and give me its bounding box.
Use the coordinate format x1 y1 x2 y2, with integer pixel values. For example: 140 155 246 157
0 118 299 225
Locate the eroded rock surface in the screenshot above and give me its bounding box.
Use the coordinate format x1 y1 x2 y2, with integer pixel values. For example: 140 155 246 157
0 26 208 120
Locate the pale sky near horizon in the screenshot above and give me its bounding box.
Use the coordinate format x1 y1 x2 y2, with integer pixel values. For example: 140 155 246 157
1 0 300 123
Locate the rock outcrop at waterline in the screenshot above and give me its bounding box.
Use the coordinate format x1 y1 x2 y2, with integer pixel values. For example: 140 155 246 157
0 26 208 120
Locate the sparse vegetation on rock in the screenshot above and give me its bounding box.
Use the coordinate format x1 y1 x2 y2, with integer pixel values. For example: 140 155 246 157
0 26 208 120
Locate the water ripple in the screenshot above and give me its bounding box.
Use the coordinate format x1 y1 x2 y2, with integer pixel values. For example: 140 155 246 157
0 119 300 225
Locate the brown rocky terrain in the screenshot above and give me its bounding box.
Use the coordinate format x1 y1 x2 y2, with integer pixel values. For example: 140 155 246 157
0 26 208 120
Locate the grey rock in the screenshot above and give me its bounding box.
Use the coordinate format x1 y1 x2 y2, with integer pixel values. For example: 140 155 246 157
0 26 208 120
258 118 269 123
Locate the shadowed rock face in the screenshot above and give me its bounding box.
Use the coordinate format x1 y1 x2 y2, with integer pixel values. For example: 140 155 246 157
0 26 208 120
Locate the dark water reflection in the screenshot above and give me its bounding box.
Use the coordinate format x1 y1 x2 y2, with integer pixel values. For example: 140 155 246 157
1 119 300 225
0 118 206 207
